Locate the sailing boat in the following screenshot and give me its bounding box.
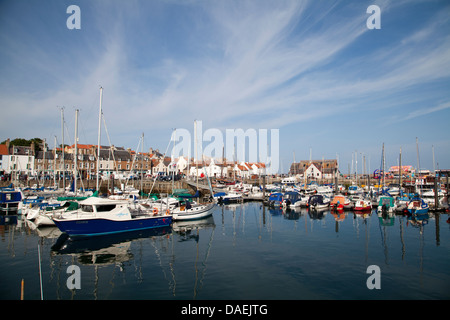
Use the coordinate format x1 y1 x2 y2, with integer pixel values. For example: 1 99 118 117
376 143 395 214
172 200 215 221
172 123 215 221
407 138 429 216
406 195 429 216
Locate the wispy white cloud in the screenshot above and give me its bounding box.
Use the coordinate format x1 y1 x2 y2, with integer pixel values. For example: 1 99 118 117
1 0 449 168
405 101 450 121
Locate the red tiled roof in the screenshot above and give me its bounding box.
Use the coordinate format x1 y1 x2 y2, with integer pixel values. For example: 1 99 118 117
0 144 8 155
68 144 95 149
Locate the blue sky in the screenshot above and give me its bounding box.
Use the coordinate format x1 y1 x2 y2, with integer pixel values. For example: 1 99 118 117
1 0 449 174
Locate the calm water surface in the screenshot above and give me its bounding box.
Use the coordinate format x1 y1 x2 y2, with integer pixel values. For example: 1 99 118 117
1 202 449 300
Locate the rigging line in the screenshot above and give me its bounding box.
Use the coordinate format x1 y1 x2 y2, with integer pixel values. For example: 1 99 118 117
101 113 123 185
150 238 174 294
148 129 176 197
37 241 44 300
77 110 91 148
198 226 216 293
124 135 142 187
63 119 74 148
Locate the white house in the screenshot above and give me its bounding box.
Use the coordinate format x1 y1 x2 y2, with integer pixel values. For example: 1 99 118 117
0 144 9 174
153 158 170 175
175 156 188 173
6 146 35 176
206 159 226 178
186 160 265 179
234 163 250 178
189 163 205 177
304 163 322 179
245 162 266 176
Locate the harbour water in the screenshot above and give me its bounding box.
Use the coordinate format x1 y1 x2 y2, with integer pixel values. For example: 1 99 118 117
1 202 449 300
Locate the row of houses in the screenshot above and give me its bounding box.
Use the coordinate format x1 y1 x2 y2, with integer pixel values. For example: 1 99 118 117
180 158 266 179
0 139 165 179
289 159 339 180
289 160 420 180
0 139 266 180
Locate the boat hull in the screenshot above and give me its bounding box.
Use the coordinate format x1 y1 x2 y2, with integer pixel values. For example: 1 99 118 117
354 200 372 212
53 215 172 237
172 203 215 221
310 204 329 209
35 214 56 227
408 207 429 215
353 206 372 212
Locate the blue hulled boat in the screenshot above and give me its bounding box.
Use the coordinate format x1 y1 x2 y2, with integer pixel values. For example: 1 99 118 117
268 192 283 207
52 197 172 237
0 185 22 215
406 195 429 216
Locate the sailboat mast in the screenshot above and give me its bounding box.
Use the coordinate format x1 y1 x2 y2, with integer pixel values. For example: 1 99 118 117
141 132 144 194
74 109 79 196
61 107 65 191
195 120 199 190
416 137 422 196
432 145 435 173
42 138 46 186
382 143 385 188
172 129 176 193
54 136 57 187
96 87 103 192
399 147 402 191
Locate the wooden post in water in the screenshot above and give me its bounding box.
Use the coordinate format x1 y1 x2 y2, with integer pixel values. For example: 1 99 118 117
21 279 24 300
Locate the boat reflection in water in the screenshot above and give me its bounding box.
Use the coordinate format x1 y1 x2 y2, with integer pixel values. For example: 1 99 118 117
171 216 216 299
4 201 447 300
51 226 173 264
49 216 216 299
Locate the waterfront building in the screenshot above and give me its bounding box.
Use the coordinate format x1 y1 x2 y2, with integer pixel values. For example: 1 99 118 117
152 157 171 175
0 144 9 175
289 159 339 180
388 165 415 177
0 139 35 177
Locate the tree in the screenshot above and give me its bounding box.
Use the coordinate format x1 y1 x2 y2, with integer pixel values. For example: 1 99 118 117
0 137 47 153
